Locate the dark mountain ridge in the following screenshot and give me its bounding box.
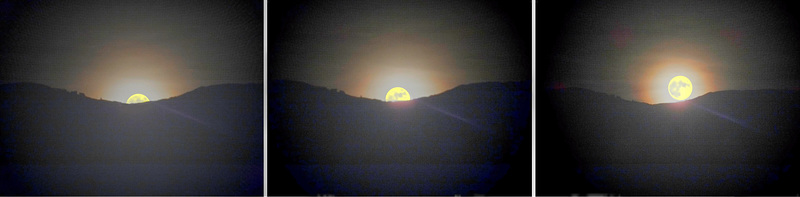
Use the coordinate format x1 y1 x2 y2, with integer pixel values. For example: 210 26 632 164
539 87 800 195
268 79 530 164
1 82 263 164
0 82 263 195
267 79 532 195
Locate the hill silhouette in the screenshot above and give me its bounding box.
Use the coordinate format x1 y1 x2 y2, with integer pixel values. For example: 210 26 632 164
268 80 532 195
538 87 800 195
0 83 263 195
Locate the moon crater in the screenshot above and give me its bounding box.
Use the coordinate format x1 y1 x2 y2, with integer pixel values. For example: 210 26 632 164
126 94 150 104
668 76 693 101
385 87 411 102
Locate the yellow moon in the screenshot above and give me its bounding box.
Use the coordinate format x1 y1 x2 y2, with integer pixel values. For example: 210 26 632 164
385 87 411 102
668 76 692 101
126 94 150 104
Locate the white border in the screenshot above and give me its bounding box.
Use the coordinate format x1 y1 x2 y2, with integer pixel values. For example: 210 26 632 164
531 0 536 195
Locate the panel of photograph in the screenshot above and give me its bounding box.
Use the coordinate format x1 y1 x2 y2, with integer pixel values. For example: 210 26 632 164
0 0 263 195
537 0 800 195
268 0 532 196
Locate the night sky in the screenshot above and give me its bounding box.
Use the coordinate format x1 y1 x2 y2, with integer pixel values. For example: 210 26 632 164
268 0 531 100
539 0 800 104
0 0 263 102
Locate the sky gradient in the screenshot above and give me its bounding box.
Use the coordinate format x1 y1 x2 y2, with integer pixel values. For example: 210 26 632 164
0 0 263 102
539 0 800 104
268 0 531 100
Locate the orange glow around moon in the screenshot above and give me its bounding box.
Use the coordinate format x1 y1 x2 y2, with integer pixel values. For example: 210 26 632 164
338 31 464 100
74 40 194 102
630 40 725 104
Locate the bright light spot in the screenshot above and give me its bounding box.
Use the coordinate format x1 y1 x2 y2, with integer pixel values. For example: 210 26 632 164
668 76 693 101
386 87 411 101
107 78 166 103
126 94 150 104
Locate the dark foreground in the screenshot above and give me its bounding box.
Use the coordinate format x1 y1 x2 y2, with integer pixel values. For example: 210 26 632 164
0 83 263 195
268 80 532 196
538 87 800 195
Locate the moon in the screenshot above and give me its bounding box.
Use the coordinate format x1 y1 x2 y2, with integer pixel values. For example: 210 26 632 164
385 87 411 102
668 76 693 101
126 94 150 104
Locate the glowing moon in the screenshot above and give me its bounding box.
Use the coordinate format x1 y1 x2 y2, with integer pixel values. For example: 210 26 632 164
385 87 411 102
668 76 693 101
126 94 150 104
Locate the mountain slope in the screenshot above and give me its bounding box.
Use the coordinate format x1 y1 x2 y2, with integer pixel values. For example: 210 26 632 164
267 80 532 195
538 87 800 195
0 83 263 195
